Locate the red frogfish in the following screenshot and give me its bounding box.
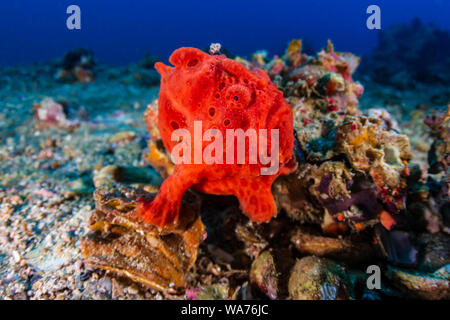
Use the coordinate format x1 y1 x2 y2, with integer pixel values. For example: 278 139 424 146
138 47 296 227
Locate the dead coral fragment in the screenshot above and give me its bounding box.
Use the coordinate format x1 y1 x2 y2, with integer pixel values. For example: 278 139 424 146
143 100 174 178
108 131 138 146
290 227 375 265
285 39 306 68
385 265 449 300
33 97 79 130
81 187 205 294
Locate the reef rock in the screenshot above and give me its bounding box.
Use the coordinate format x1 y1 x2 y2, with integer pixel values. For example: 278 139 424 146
253 40 413 234
55 48 95 83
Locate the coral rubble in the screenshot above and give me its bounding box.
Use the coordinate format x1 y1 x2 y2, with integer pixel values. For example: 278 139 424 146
33 97 79 130
81 187 205 293
253 40 412 235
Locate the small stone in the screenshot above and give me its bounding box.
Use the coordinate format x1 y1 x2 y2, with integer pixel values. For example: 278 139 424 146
126 285 139 295
288 256 354 300
12 251 21 263
249 251 278 299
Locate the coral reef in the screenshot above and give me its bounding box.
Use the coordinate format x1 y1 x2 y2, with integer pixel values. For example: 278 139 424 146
404 106 450 234
54 49 160 87
55 48 95 84
358 18 450 88
129 42 449 300
246 40 411 235
356 19 450 140
1 35 448 300
98 41 448 300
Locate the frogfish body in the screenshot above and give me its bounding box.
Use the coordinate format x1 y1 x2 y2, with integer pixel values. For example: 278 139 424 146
138 47 296 227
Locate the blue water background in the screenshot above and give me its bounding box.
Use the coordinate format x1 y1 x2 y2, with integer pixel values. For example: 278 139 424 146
0 0 449 65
